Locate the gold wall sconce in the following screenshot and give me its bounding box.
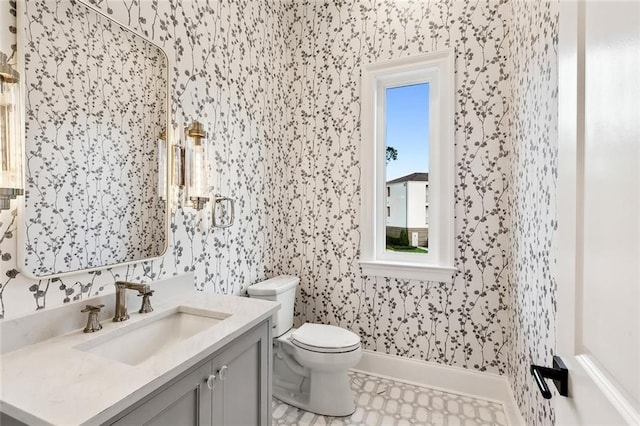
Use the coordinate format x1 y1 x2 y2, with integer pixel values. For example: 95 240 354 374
171 120 210 210
0 52 23 211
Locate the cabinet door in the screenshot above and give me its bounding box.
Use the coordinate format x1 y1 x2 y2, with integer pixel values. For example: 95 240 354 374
111 363 212 426
211 322 271 426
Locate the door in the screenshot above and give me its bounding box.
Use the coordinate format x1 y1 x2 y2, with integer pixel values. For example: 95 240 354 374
556 1 639 424
111 362 213 426
211 321 271 426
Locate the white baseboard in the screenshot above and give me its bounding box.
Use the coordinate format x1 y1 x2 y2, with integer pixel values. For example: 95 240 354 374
352 350 525 426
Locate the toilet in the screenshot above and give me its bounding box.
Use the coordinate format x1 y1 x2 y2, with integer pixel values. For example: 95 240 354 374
247 275 362 417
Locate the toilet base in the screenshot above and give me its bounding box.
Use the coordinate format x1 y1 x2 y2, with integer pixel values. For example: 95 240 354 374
273 370 356 417
271 327 362 417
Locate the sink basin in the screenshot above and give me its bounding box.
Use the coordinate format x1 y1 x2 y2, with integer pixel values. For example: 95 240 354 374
75 307 230 365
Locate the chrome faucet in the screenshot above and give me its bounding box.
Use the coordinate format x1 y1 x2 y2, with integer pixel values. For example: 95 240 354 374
113 281 153 322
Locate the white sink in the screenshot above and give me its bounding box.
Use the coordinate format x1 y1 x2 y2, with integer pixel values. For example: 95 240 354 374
75 306 230 365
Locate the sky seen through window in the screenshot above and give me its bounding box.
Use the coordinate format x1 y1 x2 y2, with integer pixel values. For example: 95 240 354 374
385 82 429 181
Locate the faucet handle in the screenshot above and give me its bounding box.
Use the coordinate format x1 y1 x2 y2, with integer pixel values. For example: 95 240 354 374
81 304 104 333
137 290 154 314
81 304 105 313
135 286 152 296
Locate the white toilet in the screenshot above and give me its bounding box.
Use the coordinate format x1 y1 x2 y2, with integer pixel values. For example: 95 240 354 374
247 275 362 417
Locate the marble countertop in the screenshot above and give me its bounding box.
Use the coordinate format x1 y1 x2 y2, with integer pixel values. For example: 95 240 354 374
0 288 278 426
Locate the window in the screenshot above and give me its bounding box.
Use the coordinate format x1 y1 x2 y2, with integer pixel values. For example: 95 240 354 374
360 51 456 282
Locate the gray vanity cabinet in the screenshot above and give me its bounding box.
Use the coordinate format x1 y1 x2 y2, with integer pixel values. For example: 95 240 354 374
110 362 212 426
110 321 271 426
211 322 269 425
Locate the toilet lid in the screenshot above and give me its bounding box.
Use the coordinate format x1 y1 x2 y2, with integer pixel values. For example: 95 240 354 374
290 323 361 353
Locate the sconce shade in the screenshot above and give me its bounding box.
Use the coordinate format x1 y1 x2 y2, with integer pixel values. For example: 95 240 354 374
0 52 23 211
185 120 209 210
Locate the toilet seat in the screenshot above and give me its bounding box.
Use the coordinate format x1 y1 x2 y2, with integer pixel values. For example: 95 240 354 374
290 323 360 353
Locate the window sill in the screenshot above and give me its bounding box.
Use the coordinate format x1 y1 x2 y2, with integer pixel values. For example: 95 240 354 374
359 260 457 283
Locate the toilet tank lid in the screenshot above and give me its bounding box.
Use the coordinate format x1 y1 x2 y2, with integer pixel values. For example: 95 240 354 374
248 275 299 296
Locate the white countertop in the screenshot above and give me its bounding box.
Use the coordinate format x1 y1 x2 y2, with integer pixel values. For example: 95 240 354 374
0 289 278 425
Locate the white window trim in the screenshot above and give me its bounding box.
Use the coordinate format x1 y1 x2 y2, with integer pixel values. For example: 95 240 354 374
360 51 456 283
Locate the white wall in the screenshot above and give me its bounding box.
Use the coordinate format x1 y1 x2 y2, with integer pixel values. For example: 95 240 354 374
406 181 428 228
386 182 406 228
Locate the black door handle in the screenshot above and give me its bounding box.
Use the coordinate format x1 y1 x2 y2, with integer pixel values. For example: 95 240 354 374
530 356 569 399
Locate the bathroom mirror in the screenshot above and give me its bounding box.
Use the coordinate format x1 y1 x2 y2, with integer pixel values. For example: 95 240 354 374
18 0 170 278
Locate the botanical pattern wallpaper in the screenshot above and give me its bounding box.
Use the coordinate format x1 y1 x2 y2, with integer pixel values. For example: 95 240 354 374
22 0 167 276
268 0 512 374
507 1 559 425
0 0 280 317
0 1 561 424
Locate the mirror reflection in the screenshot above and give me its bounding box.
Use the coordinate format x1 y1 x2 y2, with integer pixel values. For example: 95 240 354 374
385 83 430 254
21 0 169 277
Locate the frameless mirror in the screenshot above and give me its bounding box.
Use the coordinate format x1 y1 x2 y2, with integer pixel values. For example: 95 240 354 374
18 0 169 278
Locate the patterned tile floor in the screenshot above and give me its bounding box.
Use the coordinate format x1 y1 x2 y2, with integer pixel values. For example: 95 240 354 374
272 371 508 426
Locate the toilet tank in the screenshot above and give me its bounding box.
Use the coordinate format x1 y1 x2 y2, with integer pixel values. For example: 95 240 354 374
247 275 299 337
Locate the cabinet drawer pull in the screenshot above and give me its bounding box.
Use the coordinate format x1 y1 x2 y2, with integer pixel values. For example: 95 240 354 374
218 365 228 381
206 374 216 390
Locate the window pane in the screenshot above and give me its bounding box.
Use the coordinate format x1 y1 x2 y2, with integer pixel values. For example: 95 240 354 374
385 83 429 254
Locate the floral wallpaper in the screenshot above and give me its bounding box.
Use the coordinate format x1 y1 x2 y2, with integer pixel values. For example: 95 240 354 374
507 1 559 425
0 0 280 318
268 0 511 374
22 0 167 276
